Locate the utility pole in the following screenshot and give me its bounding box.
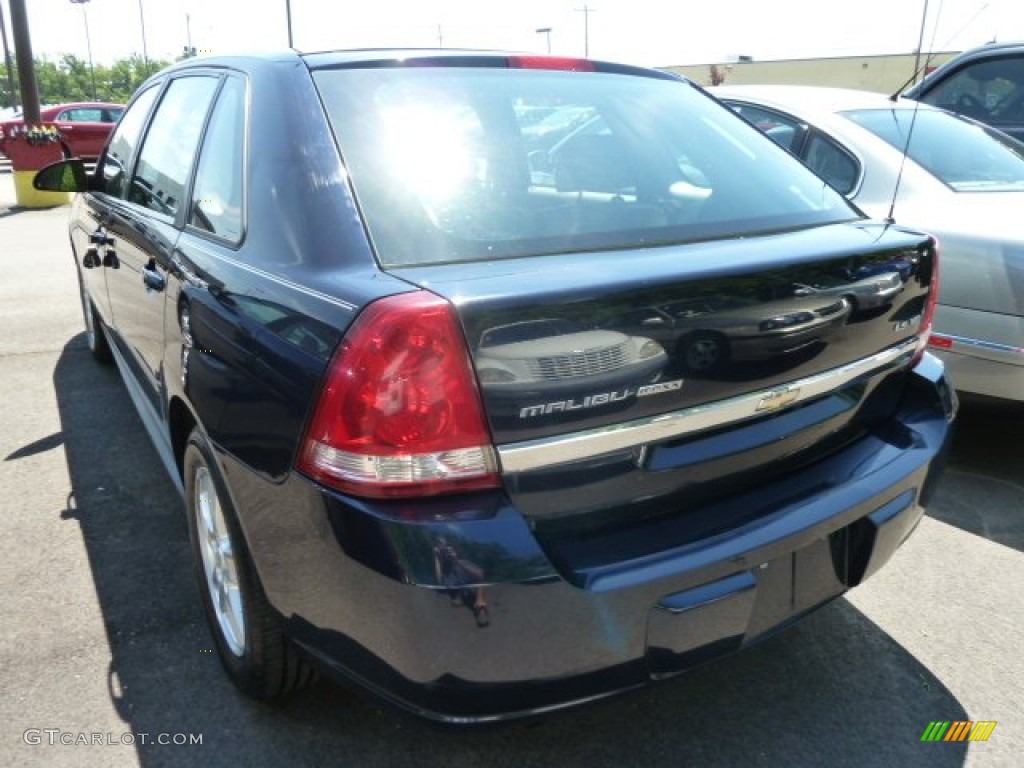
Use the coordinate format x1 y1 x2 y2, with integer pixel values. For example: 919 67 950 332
9 0 39 122
575 3 595 58
0 1 19 110
437 25 444 49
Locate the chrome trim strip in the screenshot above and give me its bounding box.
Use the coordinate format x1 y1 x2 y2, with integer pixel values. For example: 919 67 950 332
496 339 918 474
931 333 1024 366
206 250 358 312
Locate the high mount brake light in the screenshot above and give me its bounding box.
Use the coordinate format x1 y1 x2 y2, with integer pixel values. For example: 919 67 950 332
297 292 500 499
508 55 595 72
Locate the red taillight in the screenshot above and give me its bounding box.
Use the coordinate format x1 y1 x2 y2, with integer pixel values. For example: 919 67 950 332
296 291 499 499
911 240 940 367
927 334 953 350
508 55 595 72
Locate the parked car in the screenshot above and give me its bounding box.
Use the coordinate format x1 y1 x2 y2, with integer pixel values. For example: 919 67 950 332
602 293 851 375
0 101 124 161
792 270 904 311
36 51 953 722
904 41 1024 142
474 319 669 418
716 85 1024 402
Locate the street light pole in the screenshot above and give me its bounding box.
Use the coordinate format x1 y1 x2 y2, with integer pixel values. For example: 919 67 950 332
69 0 97 101
285 0 294 48
138 0 149 68
535 27 552 54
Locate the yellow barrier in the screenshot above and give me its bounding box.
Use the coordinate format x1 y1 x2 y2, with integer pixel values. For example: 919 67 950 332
12 170 71 208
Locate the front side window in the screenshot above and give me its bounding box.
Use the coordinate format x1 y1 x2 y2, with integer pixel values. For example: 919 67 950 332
58 108 104 122
845 107 1024 191
920 56 1024 124
314 67 857 267
101 85 160 198
129 76 219 217
189 76 246 243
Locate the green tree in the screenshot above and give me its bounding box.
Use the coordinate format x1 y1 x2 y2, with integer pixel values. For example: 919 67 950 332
0 53 169 109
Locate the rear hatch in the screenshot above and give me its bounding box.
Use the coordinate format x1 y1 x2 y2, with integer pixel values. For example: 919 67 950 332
310 53 937 543
393 223 934 521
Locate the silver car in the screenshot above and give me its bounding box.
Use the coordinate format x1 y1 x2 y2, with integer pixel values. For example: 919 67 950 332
715 85 1024 402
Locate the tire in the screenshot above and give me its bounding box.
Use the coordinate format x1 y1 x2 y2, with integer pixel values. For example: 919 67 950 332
183 428 314 699
77 268 113 364
679 332 727 374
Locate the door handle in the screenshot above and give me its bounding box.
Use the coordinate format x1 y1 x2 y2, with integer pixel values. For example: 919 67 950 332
142 261 166 292
90 228 114 247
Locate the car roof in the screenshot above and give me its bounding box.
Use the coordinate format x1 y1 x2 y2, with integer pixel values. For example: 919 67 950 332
712 84 942 121
905 41 1024 97
143 48 682 91
302 48 518 68
302 48 678 80
927 40 1024 64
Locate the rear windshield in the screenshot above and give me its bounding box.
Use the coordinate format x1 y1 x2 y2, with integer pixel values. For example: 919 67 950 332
843 107 1024 192
313 66 857 267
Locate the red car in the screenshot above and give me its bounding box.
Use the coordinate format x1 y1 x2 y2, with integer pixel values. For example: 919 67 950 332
0 102 124 161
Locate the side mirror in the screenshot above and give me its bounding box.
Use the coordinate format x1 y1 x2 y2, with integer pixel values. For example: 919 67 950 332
33 159 88 193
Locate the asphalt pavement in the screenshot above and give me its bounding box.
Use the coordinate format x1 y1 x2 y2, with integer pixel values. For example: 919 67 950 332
0 172 1021 768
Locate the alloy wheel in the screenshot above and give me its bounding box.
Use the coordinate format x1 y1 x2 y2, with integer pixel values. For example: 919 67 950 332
194 466 246 657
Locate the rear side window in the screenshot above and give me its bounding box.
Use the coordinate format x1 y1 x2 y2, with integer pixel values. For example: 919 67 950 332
844 107 1024 191
129 76 219 217
802 134 859 195
101 86 160 198
189 76 246 243
313 67 857 267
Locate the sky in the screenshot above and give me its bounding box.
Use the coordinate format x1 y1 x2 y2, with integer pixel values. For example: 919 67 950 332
2 0 1023 69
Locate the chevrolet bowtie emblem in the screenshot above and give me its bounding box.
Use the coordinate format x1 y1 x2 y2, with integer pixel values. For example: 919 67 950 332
756 387 800 412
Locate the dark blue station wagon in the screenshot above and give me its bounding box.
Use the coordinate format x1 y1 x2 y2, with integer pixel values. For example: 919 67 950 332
36 49 955 722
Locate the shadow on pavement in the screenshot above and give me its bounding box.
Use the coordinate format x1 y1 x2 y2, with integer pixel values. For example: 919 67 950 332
926 397 1024 553
50 333 970 768
0 203 70 220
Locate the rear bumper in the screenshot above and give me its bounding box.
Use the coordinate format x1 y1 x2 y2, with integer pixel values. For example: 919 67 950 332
225 354 955 723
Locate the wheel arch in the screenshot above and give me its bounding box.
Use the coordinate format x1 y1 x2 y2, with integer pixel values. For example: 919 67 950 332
169 395 198 480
